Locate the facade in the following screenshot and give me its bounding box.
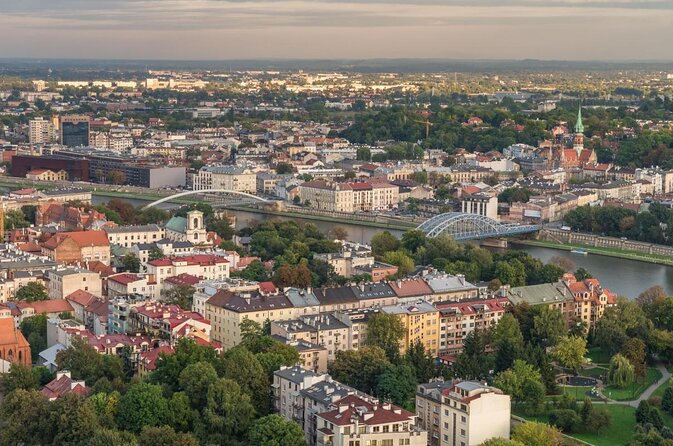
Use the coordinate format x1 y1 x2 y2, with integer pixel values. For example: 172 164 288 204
416 380 510 446
298 181 354 213
60 115 90 147
11 155 90 182
192 166 257 193
46 268 103 300
41 231 111 265
146 253 230 287
460 194 498 220
271 313 351 362
164 211 209 246
29 117 56 144
104 224 165 248
315 394 427 446
0 317 31 367
26 169 68 181
383 301 441 356
436 298 508 355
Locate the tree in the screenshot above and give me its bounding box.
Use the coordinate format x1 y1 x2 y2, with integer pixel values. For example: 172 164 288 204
376 363 417 408
512 421 562 446
532 306 565 347
492 314 524 372
163 284 196 309
521 378 546 416
549 409 581 433
122 253 141 273
238 260 271 282
50 393 101 446
371 231 401 257
56 336 105 384
20 314 48 361
365 312 405 360
148 247 165 261
89 391 121 428
219 347 270 414
574 267 593 281
585 408 612 433
247 414 307 446
179 361 219 408
199 378 255 444
328 226 349 240
381 250 415 276
88 429 139 446
479 440 524 446
207 216 235 240
4 209 30 229
608 353 635 388
15 281 48 302
401 230 427 253
404 341 436 384
553 336 587 373
621 338 647 380
275 162 294 174
0 389 53 446
636 401 664 429
328 347 390 394
663 387 673 415
166 392 194 433
494 360 542 404
116 383 169 433
138 426 199 446
3 363 38 393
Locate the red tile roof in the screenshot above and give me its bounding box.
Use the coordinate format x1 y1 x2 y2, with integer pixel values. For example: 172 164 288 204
16 299 74 314
42 230 110 250
389 278 433 297
164 273 201 286
41 373 89 400
66 290 99 307
108 273 143 285
317 394 415 426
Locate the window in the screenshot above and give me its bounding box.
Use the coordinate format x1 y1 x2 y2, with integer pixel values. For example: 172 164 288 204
461 416 466 423
359 426 366 434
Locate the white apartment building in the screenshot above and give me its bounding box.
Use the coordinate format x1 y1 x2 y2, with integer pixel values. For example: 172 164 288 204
29 117 55 144
299 181 354 213
192 166 257 193
460 193 498 221
315 394 427 446
416 380 510 446
104 224 165 248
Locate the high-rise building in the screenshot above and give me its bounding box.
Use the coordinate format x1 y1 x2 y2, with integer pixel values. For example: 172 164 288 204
29 117 55 144
60 115 90 147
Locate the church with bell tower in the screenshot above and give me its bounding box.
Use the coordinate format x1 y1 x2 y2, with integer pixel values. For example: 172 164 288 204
548 102 596 169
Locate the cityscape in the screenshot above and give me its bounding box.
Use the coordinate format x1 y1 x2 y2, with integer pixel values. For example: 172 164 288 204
2 2 673 446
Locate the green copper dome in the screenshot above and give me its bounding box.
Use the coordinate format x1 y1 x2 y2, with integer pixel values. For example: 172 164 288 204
574 104 584 134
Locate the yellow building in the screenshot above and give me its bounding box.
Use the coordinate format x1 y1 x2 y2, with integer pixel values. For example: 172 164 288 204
382 301 440 356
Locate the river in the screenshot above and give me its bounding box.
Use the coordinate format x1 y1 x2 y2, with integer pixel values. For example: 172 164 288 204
93 194 673 298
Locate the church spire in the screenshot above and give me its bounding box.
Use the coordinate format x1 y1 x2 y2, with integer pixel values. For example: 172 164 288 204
574 103 584 134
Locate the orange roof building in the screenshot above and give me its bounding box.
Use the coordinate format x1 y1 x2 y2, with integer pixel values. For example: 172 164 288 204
0 317 31 366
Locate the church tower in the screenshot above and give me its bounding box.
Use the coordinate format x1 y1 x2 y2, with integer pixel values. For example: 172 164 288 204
573 103 584 155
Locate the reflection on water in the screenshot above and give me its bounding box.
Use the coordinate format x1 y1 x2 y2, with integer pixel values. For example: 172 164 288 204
510 244 673 298
93 195 672 298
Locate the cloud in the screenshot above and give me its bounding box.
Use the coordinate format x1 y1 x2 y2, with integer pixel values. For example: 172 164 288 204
0 0 671 60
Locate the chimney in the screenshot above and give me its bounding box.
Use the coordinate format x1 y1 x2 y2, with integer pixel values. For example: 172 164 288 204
457 274 465 286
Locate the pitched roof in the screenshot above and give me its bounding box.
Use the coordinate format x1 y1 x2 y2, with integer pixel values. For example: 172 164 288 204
389 278 433 297
42 230 110 249
317 394 415 426
0 318 30 348
65 290 98 307
165 216 187 233
16 299 74 314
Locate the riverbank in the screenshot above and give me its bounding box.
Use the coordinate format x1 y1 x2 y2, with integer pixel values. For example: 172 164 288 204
224 204 418 231
513 239 673 266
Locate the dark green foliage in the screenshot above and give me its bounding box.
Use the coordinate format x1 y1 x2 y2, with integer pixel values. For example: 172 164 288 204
247 414 308 446
549 409 581 433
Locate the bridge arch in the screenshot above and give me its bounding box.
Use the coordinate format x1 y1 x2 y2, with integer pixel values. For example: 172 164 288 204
142 189 272 209
416 212 540 240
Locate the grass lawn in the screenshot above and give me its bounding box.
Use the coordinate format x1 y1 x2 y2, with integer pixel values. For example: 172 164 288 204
515 404 637 446
652 377 673 399
604 367 662 401
557 386 602 401
582 367 608 379
586 347 611 365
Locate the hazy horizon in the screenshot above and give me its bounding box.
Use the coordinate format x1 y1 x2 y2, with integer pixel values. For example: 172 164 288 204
1 1 673 61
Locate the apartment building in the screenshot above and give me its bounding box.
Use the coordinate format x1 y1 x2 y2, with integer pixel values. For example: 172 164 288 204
273 335 329 373
435 298 508 355
562 274 617 330
129 302 210 341
41 231 111 266
314 250 375 278
273 366 327 423
383 301 441 357
107 274 158 299
460 193 498 220
315 394 427 446
416 380 510 446
104 224 165 248
271 313 351 362
29 117 55 144
423 272 479 301
205 288 297 350
46 268 102 299
192 166 256 193
146 254 230 286
298 181 355 213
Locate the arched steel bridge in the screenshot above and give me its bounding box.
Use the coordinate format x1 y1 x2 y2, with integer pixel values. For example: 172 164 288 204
143 189 272 209
417 212 541 240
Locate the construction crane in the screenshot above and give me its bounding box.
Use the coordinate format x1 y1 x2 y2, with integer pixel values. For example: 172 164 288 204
415 118 434 140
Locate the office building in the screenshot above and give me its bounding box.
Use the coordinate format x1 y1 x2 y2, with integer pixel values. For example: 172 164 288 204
60 115 90 147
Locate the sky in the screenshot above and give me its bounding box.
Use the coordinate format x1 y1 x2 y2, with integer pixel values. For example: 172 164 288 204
1 0 672 61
